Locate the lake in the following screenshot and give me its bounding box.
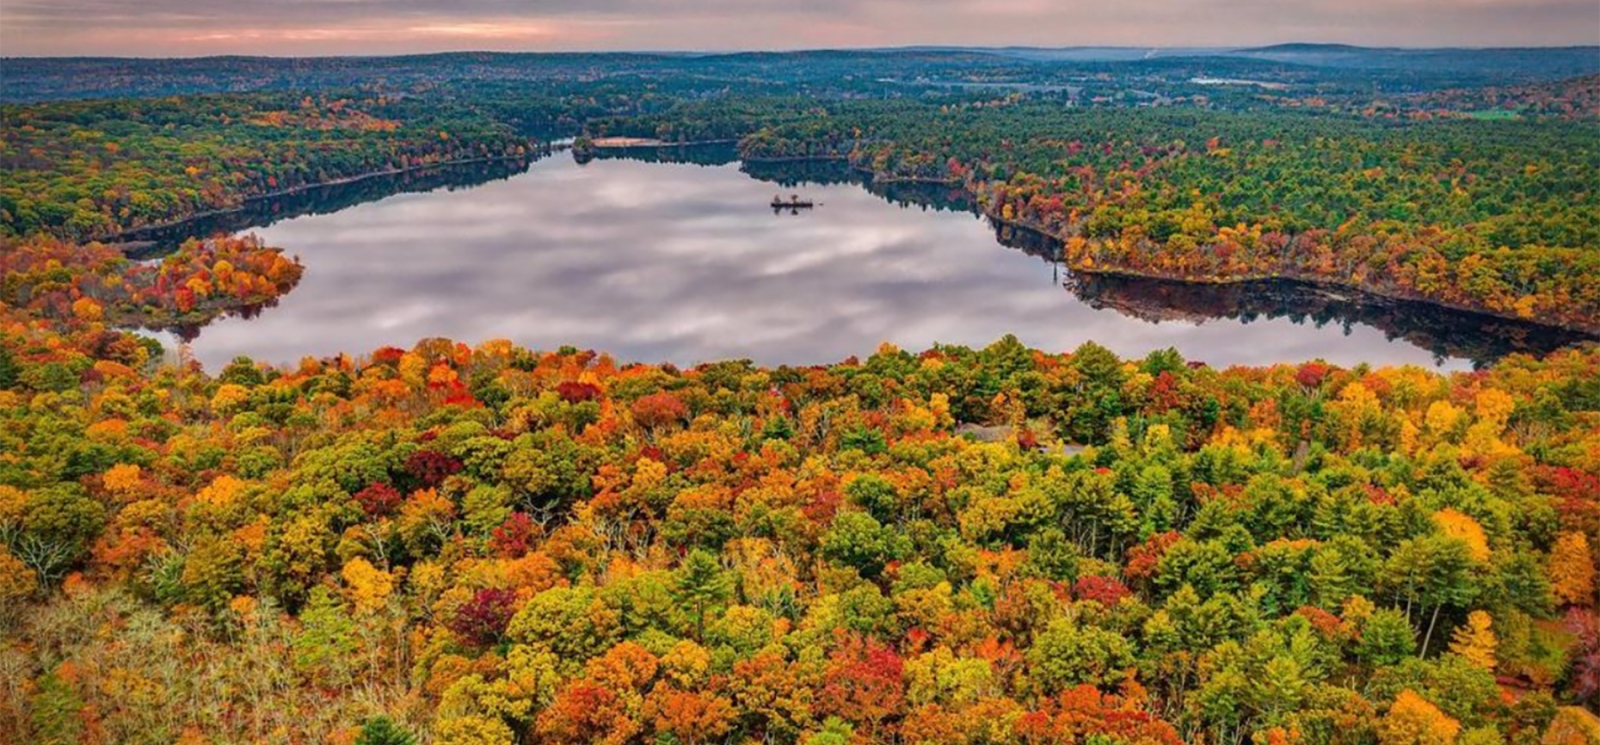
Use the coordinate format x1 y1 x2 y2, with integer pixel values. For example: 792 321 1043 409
137 146 1590 371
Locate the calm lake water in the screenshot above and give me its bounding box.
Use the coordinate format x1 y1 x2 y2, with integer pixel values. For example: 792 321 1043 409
146 148 1588 371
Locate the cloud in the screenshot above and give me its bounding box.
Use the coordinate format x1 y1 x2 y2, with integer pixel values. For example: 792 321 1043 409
2 0 1595 55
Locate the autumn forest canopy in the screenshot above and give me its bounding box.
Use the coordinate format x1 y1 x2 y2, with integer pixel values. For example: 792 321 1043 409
0 46 1598 745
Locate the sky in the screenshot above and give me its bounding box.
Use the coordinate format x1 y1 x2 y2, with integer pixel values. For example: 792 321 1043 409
2 0 1597 56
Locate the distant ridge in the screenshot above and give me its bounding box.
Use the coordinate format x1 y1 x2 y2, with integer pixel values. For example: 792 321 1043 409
4 44 1597 102
1235 43 1372 53
1236 42 1600 53
7 43 1598 63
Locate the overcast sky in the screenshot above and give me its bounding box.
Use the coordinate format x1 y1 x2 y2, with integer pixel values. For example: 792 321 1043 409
3 0 1597 56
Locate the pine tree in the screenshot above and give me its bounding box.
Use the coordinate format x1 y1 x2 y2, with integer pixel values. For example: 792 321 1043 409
0 343 19 389
355 716 416 745
675 549 731 641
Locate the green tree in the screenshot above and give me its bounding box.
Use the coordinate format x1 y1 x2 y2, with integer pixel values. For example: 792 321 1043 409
0 343 19 389
507 586 622 664
821 511 905 579
1383 535 1478 655
355 716 417 745
1252 655 1309 724
675 549 732 640
28 670 84 745
845 474 900 523
293 585 359 685
1155 538 1241 598
1359 608 1420 666
7 484 106 585
1027 618 1136 692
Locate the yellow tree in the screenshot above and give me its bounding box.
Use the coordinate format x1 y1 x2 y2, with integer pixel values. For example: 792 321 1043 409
1463 388 1517 457
1424 400 1463 439
1446 610 1496 670
71 296 103 321
101 463 144 502
1331 381 1382 450
341 557 394 614
433 715 514 745
0 546 36 617
1378 690 1461 745
1541 707 1600 745
1549 531 1596 606
1433 509 1490 563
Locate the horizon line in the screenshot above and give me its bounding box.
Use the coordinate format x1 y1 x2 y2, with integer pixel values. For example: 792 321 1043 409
6 41 1599 62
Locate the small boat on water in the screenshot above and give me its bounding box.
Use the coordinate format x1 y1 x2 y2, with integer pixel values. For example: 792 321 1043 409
771 194 815 209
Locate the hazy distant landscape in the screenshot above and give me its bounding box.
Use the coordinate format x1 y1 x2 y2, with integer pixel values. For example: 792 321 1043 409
3 15 1600 745
8 44 1600 101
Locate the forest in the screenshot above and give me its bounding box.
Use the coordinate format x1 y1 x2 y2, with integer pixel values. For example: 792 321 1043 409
0 94 536 240
1 48 1599 745
8 47 1600 103
2 231 1599 744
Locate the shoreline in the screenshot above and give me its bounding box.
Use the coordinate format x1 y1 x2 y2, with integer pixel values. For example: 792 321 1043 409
831 147 1597 337
976 208 1600 337
90 141 1600 339
96 153 540 247
731 145 1598 336
742 154 850 163
584 137 740 149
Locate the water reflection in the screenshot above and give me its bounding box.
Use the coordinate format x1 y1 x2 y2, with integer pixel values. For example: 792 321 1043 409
110 157 540 258
150 149 1592 371
1063 274 1587 367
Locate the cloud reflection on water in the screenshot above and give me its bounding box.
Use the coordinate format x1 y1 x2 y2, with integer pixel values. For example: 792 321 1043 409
182 155 1485 371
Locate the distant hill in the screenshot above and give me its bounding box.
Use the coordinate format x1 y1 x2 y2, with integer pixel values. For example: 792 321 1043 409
4 45 1598 103
1225 44 1600 82
1235 43 1372 53
884 46 1224 62
891 43 1600 82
